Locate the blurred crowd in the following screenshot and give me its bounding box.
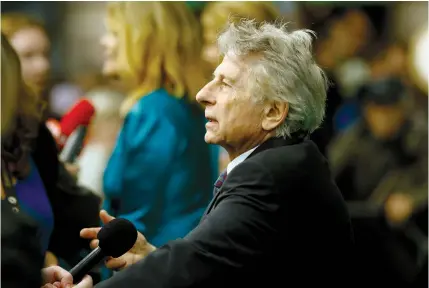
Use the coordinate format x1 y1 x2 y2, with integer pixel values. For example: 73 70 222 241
1 2 427 287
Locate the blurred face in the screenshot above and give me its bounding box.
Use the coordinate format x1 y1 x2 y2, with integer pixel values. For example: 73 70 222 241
344 11 370 54
385 45 407 77
196 52 280 159
100 22 120 77
10 27 50 91
364 102 406 140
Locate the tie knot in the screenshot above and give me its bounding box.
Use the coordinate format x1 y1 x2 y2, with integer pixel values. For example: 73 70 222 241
214 170 228 189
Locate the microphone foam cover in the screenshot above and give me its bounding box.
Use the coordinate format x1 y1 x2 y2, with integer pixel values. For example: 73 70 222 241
97 218 137 258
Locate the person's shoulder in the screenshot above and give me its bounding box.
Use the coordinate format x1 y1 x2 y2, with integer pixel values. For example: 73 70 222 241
251 140 324 172
129 89 191 121
135 89 182 110
229 139 335 193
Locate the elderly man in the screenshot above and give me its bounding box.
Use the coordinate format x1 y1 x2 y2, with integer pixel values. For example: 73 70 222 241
49 20 355 288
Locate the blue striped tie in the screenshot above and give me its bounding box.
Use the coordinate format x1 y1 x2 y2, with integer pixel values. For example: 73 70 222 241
213 170 227 196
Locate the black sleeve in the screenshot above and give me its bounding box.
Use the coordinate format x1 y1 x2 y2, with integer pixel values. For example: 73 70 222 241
33 124 101 265
96 160 280 288
48 161 101 264
1 202 44 288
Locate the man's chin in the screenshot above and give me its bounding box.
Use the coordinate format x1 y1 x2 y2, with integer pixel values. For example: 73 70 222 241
204 132 218 144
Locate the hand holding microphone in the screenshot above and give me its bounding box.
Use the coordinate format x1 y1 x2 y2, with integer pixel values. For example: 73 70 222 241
41 267 92 288
42 214 139 288
80 210 157 271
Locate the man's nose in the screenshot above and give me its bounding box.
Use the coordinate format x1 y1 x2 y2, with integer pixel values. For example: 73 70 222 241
196 83 215 106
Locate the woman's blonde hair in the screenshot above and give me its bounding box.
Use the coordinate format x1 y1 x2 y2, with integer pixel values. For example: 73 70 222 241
201 2 279 35
106 2 209 116
1 12 46 39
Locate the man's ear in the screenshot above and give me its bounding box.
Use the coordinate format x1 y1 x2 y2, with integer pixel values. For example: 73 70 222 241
261 101 289 132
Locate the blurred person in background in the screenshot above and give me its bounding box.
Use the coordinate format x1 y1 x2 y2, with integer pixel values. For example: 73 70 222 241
328 77 427 287
200 1 279 170
200 1 279 69
100 2 214 250
0 28 100 269
1 12 83 176
1 13 50 101
1 12 85 122
330 9 374 98
311 25 347 154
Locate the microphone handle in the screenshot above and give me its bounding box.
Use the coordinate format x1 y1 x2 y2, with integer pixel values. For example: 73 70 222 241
69 247 105 283
59 126 87 163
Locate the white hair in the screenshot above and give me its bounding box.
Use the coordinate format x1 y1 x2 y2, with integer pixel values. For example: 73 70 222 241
218 20 328 138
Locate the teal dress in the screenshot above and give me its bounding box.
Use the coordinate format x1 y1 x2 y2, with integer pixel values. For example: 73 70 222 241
103 89 216 247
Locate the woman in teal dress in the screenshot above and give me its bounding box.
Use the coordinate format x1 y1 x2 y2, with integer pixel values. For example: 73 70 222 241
100 2 217 248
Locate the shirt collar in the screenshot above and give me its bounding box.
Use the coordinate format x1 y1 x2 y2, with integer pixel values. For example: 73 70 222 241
226 146 259 175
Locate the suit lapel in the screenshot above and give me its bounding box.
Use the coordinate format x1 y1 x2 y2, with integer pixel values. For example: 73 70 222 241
200 187 222 222
201 135 307 221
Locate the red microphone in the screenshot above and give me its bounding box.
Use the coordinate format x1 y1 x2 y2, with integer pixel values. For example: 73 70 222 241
47 99 96 150
60 99 95 137
59 99 96 163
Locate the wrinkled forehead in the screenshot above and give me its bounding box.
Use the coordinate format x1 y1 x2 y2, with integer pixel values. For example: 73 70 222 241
214 51 262 84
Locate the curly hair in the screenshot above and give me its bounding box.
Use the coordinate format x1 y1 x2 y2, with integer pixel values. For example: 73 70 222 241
1 33 44 178
217 20 328 138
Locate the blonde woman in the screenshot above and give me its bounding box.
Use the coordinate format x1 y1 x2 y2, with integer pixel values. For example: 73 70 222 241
100 2 215 247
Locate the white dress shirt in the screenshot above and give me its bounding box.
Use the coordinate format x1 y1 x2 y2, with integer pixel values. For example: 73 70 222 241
226 146 259 175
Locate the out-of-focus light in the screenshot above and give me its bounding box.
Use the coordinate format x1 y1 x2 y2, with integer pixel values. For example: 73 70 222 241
409 28 429 94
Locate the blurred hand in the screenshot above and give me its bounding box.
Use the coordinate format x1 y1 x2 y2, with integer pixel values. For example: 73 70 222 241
80 210 156 271
41 266 73 288
64 163 80 177
41 274 93 288
385 193 413 224
74 275 93 288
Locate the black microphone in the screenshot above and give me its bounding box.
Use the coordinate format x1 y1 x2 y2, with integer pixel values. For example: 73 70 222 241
69 218 137 283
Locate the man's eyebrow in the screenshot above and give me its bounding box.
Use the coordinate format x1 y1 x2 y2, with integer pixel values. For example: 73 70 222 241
213 72 236 84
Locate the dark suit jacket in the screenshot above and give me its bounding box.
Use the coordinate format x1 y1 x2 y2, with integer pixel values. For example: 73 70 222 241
97 137 355 288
